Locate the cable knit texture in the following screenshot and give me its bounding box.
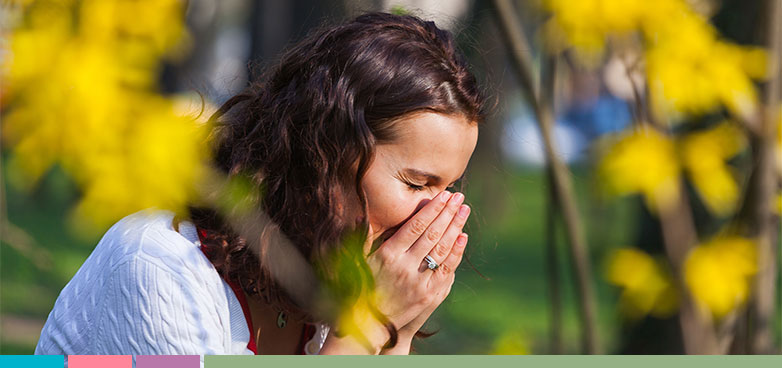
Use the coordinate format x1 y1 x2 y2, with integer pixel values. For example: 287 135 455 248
35 210 328 367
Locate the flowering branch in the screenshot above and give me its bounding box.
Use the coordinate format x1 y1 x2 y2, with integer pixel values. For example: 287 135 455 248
740 0 782 354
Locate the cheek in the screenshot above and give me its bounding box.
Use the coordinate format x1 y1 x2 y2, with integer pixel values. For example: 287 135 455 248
364 185 421 236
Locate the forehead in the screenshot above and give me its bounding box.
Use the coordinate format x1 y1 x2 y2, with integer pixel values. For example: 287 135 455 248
378 112 478 181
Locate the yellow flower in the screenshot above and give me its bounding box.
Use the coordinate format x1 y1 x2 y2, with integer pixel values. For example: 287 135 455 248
490 329 530 355
316 230 381 351
2 0 203 232
684 236 757 319
543 0 766 119
78 0 189 60
542 0 650 59
605 248 678 319
71 102 210 231
679 122 747 216
644 11 767 120
330 291 383 351
543 0 694 59
597 128 680 212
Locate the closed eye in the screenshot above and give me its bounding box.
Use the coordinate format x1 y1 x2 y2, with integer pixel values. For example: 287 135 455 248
407 181 459 192
406 182 426 191
399 169 464 192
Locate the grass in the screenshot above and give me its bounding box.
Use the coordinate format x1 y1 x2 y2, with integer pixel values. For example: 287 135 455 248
414 166 635 354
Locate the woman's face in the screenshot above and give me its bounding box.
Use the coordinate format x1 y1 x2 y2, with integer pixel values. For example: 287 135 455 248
360 111 479 254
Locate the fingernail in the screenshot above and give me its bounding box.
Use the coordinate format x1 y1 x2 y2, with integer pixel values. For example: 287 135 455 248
458 204 470 217
440 191 451 203
457 233 468 246
452 192 464 203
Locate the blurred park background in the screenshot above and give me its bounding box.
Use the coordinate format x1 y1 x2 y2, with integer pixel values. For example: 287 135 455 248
1 0 781 355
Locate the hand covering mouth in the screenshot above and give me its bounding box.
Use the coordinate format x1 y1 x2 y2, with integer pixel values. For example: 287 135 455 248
368 227 400 255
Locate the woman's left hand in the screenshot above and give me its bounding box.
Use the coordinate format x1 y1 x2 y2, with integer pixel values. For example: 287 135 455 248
381 230 470 354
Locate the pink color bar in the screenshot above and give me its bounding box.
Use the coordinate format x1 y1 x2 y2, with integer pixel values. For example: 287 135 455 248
68 355 132 368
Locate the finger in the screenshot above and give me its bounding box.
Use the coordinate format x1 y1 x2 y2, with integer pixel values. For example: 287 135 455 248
382 191 452 253
422 204 470 267
434 232 468 276
407 192 464 259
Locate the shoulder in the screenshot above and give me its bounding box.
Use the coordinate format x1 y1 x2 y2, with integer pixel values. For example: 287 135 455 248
99 209 213 277
37 209 235 355
100 209 226 316
95 211 236 354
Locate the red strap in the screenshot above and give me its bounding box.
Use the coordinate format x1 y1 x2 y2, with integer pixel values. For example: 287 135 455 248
196 228 316 354
297 324 318 354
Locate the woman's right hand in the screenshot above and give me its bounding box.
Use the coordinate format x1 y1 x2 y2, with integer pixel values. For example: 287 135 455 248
365 190 469 334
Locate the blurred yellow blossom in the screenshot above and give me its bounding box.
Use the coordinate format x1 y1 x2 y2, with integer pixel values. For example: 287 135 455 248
679 122 747 216
544 0 766 120
605 248 678 319
597 128 680 212
1 0 207 231
332 289 382 351
684 236 757 320
71 102 209 230
490 329 530 355
316 229 381 351
543 0 692 59
646 20 766 119
542 0 650 58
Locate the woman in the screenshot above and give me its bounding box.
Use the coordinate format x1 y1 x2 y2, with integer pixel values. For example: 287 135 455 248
35 12 484 359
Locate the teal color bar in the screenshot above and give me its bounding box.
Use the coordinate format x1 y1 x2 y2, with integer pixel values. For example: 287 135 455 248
0 355 64 368
204 355 782 368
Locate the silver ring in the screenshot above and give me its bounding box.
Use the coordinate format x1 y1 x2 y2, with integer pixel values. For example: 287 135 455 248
424 255 439 271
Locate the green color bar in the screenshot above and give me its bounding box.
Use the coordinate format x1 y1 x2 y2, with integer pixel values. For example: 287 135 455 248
204 355 782 368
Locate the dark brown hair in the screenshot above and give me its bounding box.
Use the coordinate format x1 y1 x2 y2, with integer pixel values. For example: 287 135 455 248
190 12 484 348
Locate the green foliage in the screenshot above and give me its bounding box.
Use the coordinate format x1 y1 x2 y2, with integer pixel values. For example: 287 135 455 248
390 5 410 16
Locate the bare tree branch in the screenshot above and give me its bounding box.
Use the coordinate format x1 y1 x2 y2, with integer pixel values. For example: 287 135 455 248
491 0 600 354
657 187 720 354
743 0 782 354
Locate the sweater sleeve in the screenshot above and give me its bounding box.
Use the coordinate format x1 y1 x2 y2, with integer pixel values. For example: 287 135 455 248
92 256 228 357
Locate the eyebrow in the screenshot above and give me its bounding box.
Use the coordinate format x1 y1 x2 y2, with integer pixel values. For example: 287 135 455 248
403 168 465 186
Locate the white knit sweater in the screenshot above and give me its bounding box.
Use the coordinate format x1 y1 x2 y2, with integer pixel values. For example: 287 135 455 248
35 210 328 366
